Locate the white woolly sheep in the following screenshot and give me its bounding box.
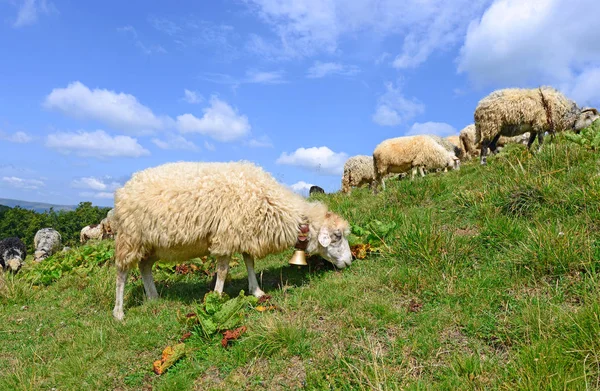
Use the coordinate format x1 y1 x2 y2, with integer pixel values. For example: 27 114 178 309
460 124 531 160
0 237 26 272
373 135 460 191
34 228 62 262
428 134 464 160
112 161 353 320
475 87 600 164
341 155 376 194
80 220 111 243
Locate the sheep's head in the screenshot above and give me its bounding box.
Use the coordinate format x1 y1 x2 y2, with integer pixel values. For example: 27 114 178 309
573 107 600 133
34 250 48 263
311 212 352 269
3 249 24 272
446 154 461 171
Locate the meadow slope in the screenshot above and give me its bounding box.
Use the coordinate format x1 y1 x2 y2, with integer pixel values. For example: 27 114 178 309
2 136 600 390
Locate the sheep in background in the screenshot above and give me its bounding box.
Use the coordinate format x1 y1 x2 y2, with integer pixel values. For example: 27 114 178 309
106 208 116 236
101 217 114 239
112 161 353 320
80 221 111 244
428 135 464 160
373 135 460 191
475 87 600 164
341 155 376 194
309 185 325 195
34 228 62 262
460 124 530 160
0 237 26 272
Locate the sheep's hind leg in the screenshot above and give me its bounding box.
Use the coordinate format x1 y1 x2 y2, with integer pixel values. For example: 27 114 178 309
214 256 230 295
113 267 129 321
139 257 158 300
243 253 265 298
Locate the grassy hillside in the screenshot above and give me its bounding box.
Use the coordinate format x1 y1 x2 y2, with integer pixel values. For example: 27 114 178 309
2 135 600 390
0 198 77 213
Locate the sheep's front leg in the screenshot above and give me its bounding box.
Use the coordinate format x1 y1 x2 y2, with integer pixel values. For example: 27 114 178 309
214 256 230 294
113 268 129 321
480 142 489 165
536 132 545 153
419 166 426 177
243 253 265 297
139 257 158 300
526 132 537 151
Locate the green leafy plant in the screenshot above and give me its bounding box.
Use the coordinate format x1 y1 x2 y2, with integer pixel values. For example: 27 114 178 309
564 119 600 150
182 290 258 338
19 240 114 285
351 220 397 246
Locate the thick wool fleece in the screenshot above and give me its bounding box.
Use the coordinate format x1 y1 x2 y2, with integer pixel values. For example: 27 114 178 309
113 161 349 270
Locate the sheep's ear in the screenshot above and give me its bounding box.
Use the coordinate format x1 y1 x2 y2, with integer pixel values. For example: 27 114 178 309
318 226 331 247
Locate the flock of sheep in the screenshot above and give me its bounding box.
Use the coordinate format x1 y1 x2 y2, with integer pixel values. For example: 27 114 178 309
339 87 599 193
0 212 114 273
1 86 599 322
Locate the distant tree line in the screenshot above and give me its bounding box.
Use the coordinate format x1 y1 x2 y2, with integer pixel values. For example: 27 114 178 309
0 202 110 252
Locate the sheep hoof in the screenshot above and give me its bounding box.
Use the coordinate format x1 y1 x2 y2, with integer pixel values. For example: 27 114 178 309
252 288 266 298
113 309 125 321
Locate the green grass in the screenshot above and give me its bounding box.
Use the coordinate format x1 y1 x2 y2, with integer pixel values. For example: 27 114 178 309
2 135 600 390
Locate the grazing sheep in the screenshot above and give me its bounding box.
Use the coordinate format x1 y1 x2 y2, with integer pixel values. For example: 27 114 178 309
101 217 114 239
373 135 460 190
475 87 600 165
33 228 62 262
112 161 353 320
80 222 110 243
460 124 530 160
106 208 116 236
428 135 464 160
341 155 376 194
309 185 325 195
0 237 26 272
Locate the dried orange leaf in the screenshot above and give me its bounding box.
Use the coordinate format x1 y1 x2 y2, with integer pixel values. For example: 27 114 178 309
221 326 247 347
153 343 186 375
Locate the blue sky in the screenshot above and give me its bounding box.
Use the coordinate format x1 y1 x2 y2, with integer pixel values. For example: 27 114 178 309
1 0 599 206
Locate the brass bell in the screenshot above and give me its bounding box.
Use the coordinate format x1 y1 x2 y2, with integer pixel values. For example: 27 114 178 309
288 250 308 266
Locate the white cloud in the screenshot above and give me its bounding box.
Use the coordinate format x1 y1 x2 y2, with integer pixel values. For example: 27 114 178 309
244 0 489 64
1 131 32 143
183 89 203 104
79 191 115 199
306 61 360 78
2 176 45 190
117 25 166 55
13 0 56 28
199 70 286 87
458 0 600 105
289 181 314 197
204 141 216 151
176 97 251 142
245 69 286 84
151 134 199 151
372 82 425 126
43 81 169 134
46 130 150 158
71 176 122 192
407 122 457 137
276 146 347 175
247 135 273 148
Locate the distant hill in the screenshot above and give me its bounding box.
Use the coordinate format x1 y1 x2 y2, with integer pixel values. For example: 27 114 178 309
0 198 77 213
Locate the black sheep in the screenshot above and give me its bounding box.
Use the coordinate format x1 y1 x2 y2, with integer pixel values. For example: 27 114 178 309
309 185 325 195
0 237 27 272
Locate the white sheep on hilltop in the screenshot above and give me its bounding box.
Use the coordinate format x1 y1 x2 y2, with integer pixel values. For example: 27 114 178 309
475 87 600 164
372 135 460 190
80 219 111 243
459 124 530 160
112 161 353 320
33 228 62 262
341 155 376 194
